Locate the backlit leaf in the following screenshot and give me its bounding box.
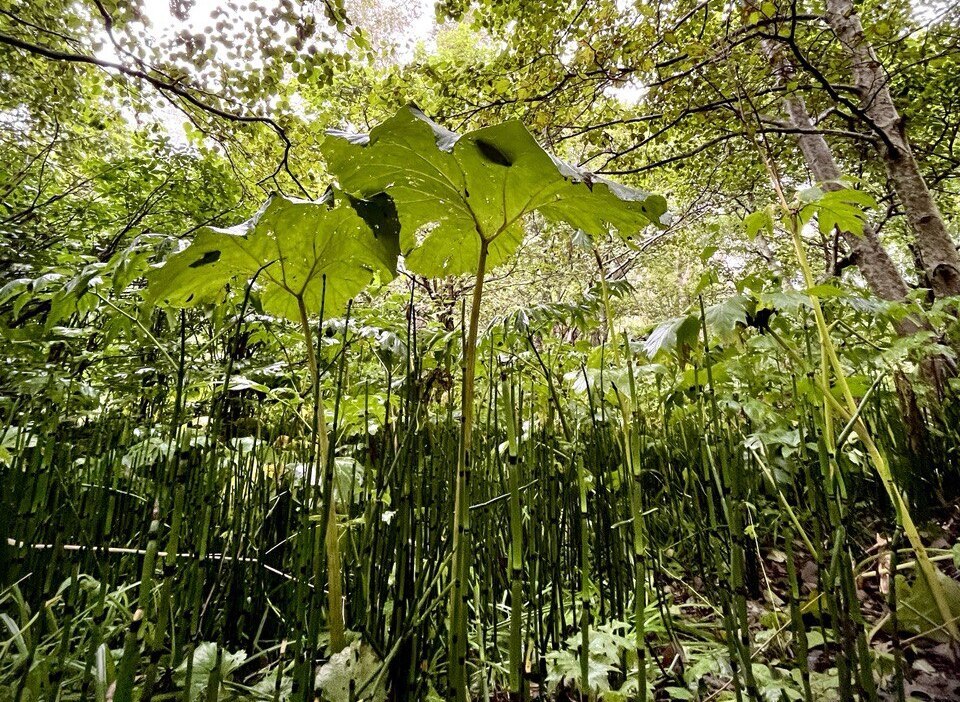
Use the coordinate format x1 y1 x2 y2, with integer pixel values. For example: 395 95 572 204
322 105 667 277
146 191 399 321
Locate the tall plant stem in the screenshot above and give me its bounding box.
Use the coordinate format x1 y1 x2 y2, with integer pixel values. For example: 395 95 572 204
599 248 649 700
449 239 489 702
577 451 592 702
593 247 617 347
620 341 648 702
297 297 346 654
757 153 960 647
500 368 525 700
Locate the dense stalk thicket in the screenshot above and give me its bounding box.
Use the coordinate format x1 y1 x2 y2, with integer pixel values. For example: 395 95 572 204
3 287 959 699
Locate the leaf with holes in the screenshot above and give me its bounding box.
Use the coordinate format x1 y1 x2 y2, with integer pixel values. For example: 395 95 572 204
145 191 399 321
322 105 667 277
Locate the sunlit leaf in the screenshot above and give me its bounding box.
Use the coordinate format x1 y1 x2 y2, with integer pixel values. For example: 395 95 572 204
146 191 399 321
800 187 876 237
643 314 700 359
322 105 667 277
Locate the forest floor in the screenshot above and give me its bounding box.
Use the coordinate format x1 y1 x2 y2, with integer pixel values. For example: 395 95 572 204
518 500 960 701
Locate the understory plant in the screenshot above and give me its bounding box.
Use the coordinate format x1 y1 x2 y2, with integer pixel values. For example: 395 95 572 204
147 190 400 659
321 104 667 700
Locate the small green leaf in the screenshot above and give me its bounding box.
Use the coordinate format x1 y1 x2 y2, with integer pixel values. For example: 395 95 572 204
572 229 593 249
800 187 876 237
693 269 719 296
797 185 824 203
704 295 751 337
894 568 960 643
0 278 31 307
743 208 774 240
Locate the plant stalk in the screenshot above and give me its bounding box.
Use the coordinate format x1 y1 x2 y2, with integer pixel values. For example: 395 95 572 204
297 297 346 654
449 239 489 701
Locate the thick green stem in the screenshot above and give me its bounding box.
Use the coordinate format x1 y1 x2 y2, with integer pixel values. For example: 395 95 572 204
593 247 617 347
791 222 957 645
114 504 160 702
449 239 489 701
620 343 647 702
297 297 346 654
576 453 592 702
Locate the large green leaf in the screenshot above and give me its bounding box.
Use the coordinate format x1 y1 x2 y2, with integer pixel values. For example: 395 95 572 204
643 314 700 359
174 642 247 701
894 568 960 643
322 105 668 277
704 295 751 338
145 191 400 321
642 295 751 359
314 640 386 702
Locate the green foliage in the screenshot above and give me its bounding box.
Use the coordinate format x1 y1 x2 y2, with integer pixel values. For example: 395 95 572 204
4 2 960 701
743 207 776 241
174 643 248 700
799 186 878 237
146 192 400 320
314 641 386 702
894 569 960 644
321 105 668 276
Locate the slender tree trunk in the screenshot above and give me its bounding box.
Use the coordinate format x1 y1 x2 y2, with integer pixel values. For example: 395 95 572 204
764 41 951 419
823 0 960 298
780 92 924 326
780 87 954 396
764 41 915 314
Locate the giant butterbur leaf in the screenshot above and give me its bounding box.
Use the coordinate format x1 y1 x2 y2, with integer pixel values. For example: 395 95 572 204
321 105 668 277
145 191 400 321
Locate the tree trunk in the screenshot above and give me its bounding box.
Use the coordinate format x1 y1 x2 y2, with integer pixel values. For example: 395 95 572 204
783 94 917 306
764 42 920 329
823 0 960 299
764 40 953 413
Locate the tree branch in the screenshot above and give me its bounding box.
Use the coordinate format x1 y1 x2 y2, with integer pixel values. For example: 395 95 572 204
0 30 311 197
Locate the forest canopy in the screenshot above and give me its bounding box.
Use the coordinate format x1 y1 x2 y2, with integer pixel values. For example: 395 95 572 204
2 0 960 700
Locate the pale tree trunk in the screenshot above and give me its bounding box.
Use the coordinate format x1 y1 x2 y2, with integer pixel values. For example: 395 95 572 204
782 93 916 310
823 0 960 298
762 39 952 412
764 42 917 324
781 90 952 403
